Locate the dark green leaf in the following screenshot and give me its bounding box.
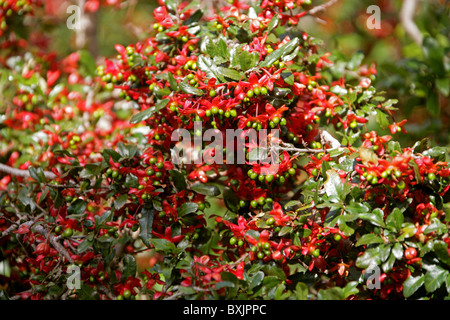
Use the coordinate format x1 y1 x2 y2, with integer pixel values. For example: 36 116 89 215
28 167 46 183
223 187 240 212
122 254 137 279
169 170 187 191
259 37 300 68
77 234 94 254
168 72 178 91
139 206 154 247
355 233 384 247
433 241 450 265
130 98 170 124
386 208 404 232
178 202 198 216
403 274 424 298
267 15 279 33
190 183 220 196
113 194 128 210
67 199 87 216
424 265 448 293
182 9 203 26
151 238 176 252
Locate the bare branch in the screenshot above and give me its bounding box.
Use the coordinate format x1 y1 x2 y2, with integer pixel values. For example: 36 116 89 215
0 163 57 180
400 0 423 46
308 0 339 16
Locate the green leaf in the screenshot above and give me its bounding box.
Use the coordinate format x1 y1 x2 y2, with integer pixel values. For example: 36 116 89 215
122 254 137 279
267 15 279 33
249 271 264 290
294 282 308 300
355 233 384 247
67 199 87 216
18 188 36 211
168 72 178 91
424 265 448 293
151 238 176 252
426 88 440 117
436 78 450 96
178 202 198 216
355 246 382 269
217 67 243 81
139 206 154 247
223 187 240 213
28 167 46 183
424 218 447 235
392 242 404 260
433 240 450 265
259 37 300 68
375 109 390 129
182 9 203 26
169 170 187 191
190 183 220 196
130 98 170 124
345 202 370 214
77 234 94 254
422 36 445 76
403 274 424 298
179 79 204 96
239 50 259 71
281 71 294 85
386 208 404 232
113 194 128 210
323 169 343 197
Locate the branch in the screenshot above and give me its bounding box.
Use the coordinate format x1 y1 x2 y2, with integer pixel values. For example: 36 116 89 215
0 163 57 180
308 0 339 16
400 0 423 46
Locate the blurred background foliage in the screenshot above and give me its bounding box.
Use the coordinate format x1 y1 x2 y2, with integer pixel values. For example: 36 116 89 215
5 0 450 146
300 0 449 147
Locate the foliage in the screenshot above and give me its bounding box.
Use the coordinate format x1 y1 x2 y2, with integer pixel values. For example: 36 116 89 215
0 0 449 301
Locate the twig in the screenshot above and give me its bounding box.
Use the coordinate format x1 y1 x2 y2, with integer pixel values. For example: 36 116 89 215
400 0 423 46
0 163 57 180
308 0 339 16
